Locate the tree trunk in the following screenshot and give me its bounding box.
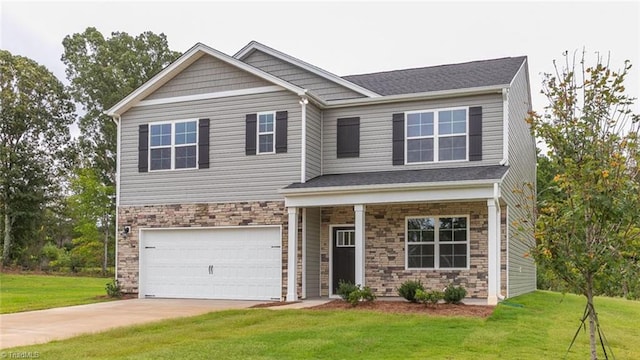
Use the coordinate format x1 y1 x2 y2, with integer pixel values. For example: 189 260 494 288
586 274 598 360
3 202 11 267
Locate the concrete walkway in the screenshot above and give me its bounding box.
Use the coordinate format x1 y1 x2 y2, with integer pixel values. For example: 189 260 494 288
0 298 263 349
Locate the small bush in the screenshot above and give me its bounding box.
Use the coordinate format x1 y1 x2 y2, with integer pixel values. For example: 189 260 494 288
346 285 377 306
443 284 467 304
106 279 123 298
415 289 444 307
397 280 424 303
336 280 358 301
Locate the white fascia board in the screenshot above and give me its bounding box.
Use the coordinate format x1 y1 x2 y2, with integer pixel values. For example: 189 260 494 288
234 41 381 98
324 85 507 109
280 178 500 196
133 86 286 108
284 184 496 208
106 42 307 116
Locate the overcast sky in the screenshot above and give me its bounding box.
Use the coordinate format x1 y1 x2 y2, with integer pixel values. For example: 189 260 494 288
2 0 639 117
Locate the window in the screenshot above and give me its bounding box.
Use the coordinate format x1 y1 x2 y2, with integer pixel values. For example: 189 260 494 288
406 108 467 163
406 216 468 269
149 120 197 170
336 229 355 247
258 112 275 154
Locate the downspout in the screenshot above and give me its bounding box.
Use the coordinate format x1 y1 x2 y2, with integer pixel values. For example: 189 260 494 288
500 88 509 165
494 182 505 300
299 96 308 183
320 111 324 175
112 115 121 281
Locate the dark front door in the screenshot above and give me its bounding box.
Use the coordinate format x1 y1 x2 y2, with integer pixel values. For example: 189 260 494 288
332 226 355 294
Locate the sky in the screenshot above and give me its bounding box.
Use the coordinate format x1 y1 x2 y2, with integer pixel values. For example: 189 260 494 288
1 0 639 122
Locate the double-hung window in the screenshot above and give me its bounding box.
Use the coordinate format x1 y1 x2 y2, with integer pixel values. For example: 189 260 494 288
406 216 469 269
406 108 467 163
149 120 197 170
258 112 275 154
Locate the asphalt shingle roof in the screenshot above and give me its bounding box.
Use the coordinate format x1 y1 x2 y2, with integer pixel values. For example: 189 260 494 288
342 56 526 96
284 165 509 190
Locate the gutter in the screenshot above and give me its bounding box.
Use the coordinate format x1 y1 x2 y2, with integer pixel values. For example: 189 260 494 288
324 85 506 109
279 178 502 196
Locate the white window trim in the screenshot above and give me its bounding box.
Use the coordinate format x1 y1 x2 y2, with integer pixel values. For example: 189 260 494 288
335 229 355 247
404 106 469 164
404 215 470 270
148 118 199 171
257 111 276 154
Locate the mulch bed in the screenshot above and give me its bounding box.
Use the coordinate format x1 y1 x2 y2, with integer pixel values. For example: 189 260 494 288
307 300 495 317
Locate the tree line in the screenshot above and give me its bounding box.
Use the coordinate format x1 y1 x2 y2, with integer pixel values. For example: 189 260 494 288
1 27 179 275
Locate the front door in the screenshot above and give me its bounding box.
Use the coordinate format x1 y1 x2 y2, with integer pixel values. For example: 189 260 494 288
332 226 355 294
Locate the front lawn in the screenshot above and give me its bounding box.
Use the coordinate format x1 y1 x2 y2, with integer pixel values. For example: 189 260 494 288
7 291 639 359
0 273 112 313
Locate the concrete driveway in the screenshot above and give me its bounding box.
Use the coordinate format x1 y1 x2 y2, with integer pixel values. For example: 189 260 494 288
0 298 262 349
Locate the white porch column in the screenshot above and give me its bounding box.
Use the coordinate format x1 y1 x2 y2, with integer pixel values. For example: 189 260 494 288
487 199 499 305
287 207 298 301
354 204 366 287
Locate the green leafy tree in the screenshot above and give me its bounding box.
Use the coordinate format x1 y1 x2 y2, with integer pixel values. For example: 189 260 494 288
0 50 75 266
527 51 640 359
68 167 115 274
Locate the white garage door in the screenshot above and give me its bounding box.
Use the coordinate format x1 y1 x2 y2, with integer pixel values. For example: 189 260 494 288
139 226 282 301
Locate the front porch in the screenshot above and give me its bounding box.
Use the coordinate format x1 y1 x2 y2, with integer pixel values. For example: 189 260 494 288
281 167 510 306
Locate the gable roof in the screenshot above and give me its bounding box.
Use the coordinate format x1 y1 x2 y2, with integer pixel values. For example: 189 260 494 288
282 165 509 192
343 56 527 96
106 43 308 117
234 41 381 98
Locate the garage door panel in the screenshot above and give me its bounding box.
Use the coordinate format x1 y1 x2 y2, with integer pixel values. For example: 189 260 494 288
140 227 281 301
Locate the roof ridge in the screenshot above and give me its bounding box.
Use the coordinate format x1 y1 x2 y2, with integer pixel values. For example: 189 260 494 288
343 56 527 78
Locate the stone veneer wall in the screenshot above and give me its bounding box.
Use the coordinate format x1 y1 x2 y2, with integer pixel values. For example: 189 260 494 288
117 201 302 299
320 202 507 298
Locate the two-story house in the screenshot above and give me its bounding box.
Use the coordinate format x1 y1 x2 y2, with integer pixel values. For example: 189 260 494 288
106 41 536 305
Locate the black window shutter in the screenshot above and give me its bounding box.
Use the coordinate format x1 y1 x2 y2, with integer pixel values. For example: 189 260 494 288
138 124 149 172
198 119 210 169
392 113 405 165
468 106 483 161
337 117 360 158
275 111 288 153
245 114 257 155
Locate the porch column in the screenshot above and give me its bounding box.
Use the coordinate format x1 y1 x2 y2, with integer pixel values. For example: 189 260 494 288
287 207 298 301
354 204 366 287
487 199 499 305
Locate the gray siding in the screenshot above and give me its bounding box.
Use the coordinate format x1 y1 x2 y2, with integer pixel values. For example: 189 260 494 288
306 103 322 180
322 94 504 174
146 55 273 100
242 50 365 101
120 91 301 206
501 62 537 297
305 207 321 298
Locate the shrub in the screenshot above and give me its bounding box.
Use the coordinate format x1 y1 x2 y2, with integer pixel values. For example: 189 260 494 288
106 279 123 298
346 285 377 306
443 284 467 304
415 289 444 307
397 279 424 303
336 280 358 301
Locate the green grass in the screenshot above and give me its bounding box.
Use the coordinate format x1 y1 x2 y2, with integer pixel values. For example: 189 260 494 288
0 273 112 313
6 291 639 359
